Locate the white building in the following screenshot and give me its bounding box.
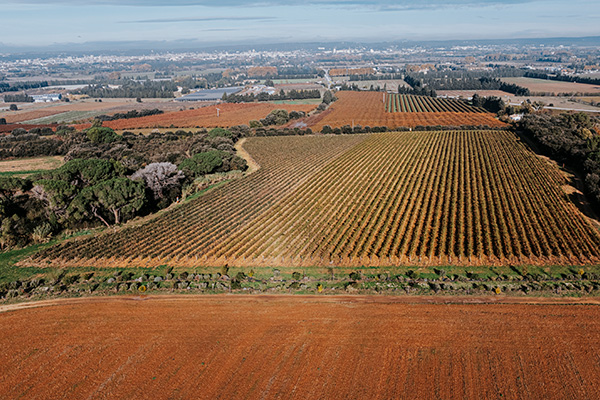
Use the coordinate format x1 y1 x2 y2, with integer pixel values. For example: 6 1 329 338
31 93 62 102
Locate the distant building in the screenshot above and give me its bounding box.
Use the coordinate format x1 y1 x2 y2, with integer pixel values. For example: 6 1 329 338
31 93 62 103
240 85 276 96
509 114 524 122
175 87 243 102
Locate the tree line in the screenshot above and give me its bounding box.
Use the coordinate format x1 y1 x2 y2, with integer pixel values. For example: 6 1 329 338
515 112 600 212
73 80 178 98
2 93 34 103
349 73 405 81
525 71 600 86
95 109 164 122
0 81 49 93
223 89 321 103
403 75 530 96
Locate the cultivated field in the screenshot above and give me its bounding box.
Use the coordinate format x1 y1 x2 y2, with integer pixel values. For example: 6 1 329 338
329 67 375 76
31 130 600 269
0 123 57 134
301 92 505 130
1 99 187 125
385 93 485 113
1 295 600 400
74 102 318 130
0 99 133 124
501 77 600 95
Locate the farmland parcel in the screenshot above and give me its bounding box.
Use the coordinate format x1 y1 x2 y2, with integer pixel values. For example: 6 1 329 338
30 130 600 269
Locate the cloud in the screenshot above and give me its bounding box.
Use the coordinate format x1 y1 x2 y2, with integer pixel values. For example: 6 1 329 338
123 16 275 23
4 0 540 8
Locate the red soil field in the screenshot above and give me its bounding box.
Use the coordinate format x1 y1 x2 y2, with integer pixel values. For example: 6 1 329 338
303 91 505 131
74 102 317 130
0 100 134 124
0 123 57 133
1 295 600 399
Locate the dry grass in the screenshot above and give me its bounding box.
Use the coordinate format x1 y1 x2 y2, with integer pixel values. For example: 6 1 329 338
0 156 63 175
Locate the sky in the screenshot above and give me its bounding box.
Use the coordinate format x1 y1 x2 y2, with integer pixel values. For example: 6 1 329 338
1 0 599 48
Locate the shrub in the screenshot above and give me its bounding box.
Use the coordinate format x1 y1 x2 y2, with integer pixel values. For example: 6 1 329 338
349 272 361 281
208 128 233 139
86 126 118 144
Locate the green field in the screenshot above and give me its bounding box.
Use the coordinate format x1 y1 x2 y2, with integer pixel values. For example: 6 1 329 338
24 110 107 124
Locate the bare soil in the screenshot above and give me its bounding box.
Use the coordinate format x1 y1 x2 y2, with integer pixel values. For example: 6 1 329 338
1 295 600 399
501 77 600 95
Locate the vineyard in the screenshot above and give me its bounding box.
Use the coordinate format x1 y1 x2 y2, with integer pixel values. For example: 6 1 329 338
29 130 600 269
384 93 485 113
303 91 505 130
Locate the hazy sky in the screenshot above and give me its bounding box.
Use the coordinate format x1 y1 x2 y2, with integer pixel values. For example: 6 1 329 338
2 0 599 47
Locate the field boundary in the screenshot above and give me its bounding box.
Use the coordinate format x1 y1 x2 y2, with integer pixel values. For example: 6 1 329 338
3 293 600 314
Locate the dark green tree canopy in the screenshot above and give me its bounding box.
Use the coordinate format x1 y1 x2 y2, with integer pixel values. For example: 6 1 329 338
86 126 118 144
178 150 224 178
39 158 124 187
208 128 233 139
69 177 146 226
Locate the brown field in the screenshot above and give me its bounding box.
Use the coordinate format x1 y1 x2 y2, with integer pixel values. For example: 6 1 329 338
329 67 375 76
301 92 505 131
1 99 184 124
0 99 133 124
0 123 58 134
0 156 63 173
501 77 600 95
74 102 318 130
1 295 600 399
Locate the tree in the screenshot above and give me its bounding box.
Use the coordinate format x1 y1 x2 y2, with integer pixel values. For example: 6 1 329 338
0 118 6 125
261 109 289 126
322 90 335 104
42 158 124 187
31 179 78 219
321 125 333 134
208 127 233 139
86 126 118 144
178 151 224 178
69 178 146 226
9 104 17 111
131 162 185 200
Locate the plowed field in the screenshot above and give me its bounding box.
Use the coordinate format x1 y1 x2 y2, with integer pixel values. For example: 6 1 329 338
501 77 600 95
0 123 57 133
1 295 600 399
0 99 133 124
303 91 505 130
75 103 317 130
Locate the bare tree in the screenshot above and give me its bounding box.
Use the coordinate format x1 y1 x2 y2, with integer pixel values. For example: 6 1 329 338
130 162 185 200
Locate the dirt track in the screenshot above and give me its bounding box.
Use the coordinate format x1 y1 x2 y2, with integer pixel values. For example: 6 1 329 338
2 295 600 399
